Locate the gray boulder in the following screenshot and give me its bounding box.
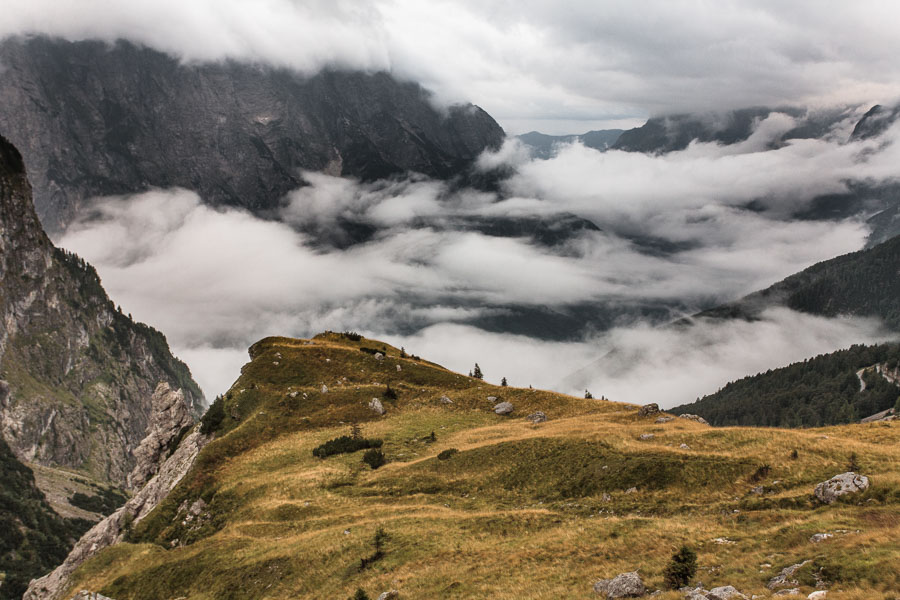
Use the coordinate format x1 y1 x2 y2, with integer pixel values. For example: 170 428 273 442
439 395 453 404
814 472 869 504
494 401 514 415
527 411 547 423
706 586 748 600
679 414 709 425
594 571 646 598
655 416 673 423
369 398 385 415
809 533 833 543
376 591 399 600
638 403 660 417
71 593 116 600
639 433 655 440
767 560 811 590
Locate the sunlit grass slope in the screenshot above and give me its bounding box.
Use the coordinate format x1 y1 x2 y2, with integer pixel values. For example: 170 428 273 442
65 333 900 599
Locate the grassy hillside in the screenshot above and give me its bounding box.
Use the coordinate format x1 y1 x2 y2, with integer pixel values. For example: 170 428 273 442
671 343 900 427
61 333 900 599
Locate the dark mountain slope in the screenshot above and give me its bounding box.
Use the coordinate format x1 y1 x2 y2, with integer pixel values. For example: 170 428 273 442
671 343 900 427
0 437 91 600
0 134 202 487
695 233 900 330
517 129 623 158
0 36 505 233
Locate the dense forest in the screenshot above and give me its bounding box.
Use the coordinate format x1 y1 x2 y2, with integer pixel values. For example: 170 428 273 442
0 438 91 600
697 233 900 330
671 343 900 427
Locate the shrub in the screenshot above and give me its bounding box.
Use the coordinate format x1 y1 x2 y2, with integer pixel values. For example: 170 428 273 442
585 390 593 399
312 436 383 459
362 448 386 470
341 331 363 341
437 448 459 461
383 384 398 400
750 464 771 482
350 589 370 600
664 545 697 589
501 377 508 387
848 452 860 472
790 449 799 460
422 431 436 443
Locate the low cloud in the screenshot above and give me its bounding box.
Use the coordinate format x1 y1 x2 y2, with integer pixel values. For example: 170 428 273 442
57 117 900 398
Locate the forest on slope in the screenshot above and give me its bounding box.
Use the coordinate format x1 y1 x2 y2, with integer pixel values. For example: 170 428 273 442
672 343 900 427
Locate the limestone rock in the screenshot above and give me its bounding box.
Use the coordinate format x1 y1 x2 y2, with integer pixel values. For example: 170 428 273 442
809 533 833 543
126 383 195 491
70 593 115 600
369 398 386 415
321 385 328 393
679 444 691 449
814 472 869 504
638 403 660 417
396 364 402 371
439 395 453 404
527 411 547 423
487 396 498 402
594 571 646 598
494 401 514 415
707 586 748 600
655 416 673 423
767 560 811 590
24 428 212 600
374 352 384 361
678 414 709 425
639 433 655 440
376 591 399 600
773 590 800 596
807 592 827 600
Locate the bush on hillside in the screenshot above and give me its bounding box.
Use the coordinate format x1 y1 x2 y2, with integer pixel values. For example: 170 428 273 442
437 448 459 460
200 395 226 435
312 435 382 459
664 545 697 589
362 448 386 470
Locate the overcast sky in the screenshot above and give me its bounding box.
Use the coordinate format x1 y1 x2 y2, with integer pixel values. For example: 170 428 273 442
4 0 900 133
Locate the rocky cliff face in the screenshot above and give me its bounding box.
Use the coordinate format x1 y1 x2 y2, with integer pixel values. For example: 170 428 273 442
0 134 203 488
0 36 505 233
24 428 212 600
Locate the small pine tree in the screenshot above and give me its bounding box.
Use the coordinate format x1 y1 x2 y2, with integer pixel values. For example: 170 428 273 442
584 390 593 399
350 423 362 440
664 545 697 589
472 363 483 379
501 377 508 387
350 588 370 600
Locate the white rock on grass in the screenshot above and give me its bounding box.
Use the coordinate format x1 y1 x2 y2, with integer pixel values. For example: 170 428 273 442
706 586 748 600
809 533 833 543
814 472 869 504
376 591 399 600
807 592 827 600
767 561 811 590
593 571 645 598
439 395 453 404
493 401 513 415
369 398 385 415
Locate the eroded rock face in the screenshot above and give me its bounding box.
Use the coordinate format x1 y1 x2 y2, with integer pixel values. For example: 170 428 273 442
814 472 870 504
767 560 811 590
0 135 203 486
24 428 212 600
126 383 195 491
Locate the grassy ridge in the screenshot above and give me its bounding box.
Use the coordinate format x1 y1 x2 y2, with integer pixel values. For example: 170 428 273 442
63 333 900 599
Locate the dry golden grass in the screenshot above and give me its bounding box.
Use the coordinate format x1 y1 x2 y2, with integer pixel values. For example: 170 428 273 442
66 334 900 600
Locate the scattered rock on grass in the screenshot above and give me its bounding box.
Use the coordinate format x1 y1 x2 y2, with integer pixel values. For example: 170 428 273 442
487 396 498 402
594 571 646 598
494 401 513 415
439 395 453 404
814 472 869 504
374 352 384 361
71 593 115 600
369 398 385 415
321 385 328 393
679 443 691 449
376 591 399 600
655 416 673 423
767 560 811 590
639 433 654 440
807 592 827 600
809 533 833 543
679 414 709 425
638 403 660 417
773 589 800 596
527 411 547 423
706 586 747 600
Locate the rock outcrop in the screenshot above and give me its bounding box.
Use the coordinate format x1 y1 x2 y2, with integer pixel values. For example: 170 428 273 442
125 383 195 490
24 428 212 600
0 134 203 487
814 472 870 504
0 36 505 234
493 401 514 415
593 572 646 598
638 404 660 417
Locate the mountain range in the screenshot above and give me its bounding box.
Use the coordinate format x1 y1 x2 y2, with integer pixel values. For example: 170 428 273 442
0 36 504 234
